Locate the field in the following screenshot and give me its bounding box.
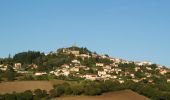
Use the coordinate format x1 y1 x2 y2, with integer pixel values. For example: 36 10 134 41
55 90 150 100
0 80 78 94
0 81 53 94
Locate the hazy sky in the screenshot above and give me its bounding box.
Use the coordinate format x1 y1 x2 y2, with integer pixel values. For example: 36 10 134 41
0 0 170 67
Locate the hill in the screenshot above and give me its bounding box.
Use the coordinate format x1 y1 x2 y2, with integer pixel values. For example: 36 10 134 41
0 46 170 100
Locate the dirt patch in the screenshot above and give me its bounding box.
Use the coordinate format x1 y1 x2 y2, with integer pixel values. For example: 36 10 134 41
54 90 150 100
0 81 53 94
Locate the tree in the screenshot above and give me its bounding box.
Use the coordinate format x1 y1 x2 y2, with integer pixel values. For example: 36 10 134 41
5 66 15 81
0 70 3 82
135 71 145 78
54 85 65 96
49 85 65 98
33 89 47 99
71 85 83 95
83 82 102 95
23 90 33 100
16 90 33 100
4 93 15 100
0 94 4 100
49 89 57 98
13 51 44 65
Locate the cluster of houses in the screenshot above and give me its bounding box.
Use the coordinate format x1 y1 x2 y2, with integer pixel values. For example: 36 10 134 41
0 46 169 83
47 47 170 83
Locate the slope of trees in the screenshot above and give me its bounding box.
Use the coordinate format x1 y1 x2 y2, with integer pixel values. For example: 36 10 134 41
13 51 44 65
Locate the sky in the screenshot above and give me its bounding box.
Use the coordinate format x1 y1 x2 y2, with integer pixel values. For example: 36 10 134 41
0 0 170 67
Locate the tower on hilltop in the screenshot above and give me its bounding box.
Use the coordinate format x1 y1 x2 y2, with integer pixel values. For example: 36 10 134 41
72 42 77 47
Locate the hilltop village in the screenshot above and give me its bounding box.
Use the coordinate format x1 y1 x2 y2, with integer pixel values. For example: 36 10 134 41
0 45 169 84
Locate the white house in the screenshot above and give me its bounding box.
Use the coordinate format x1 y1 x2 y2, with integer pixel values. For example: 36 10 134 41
146 67 152 70
50 71 54 74
76 54 91 58
72 60 80 64
103 74 111 78
130 74 135 78
145 73 151 78
98 71 106 76
61 64 70 69
104 68 109 72
0 64 3 67
0 65 7 71
135 61 152 66
110 63 118 67
96 63 104 67
70 66 80 72
115 68 122 72
110 58 121 63
132 79 139 83
84 74 98 81
35 72 47 76
118 80 125 84
112 75 117 79
104 65 112 70
84 67 90 70
135 67 140 72
167 79 170 83
62 70 70 76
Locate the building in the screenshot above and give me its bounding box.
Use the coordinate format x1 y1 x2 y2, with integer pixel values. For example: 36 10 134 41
135 67 140 72
84 74 98 81
118 80 125 84
71 50 80 55
146 67 152 70
0 64 3 67
135 61 152 66
61 64 70 69
76 54 91 58
130 74 135 78
61 48 80 55
112 75 117 79
110 58 121 63
98 71 106 76
14 63 22 69
70 67 80 72
96 63 104 67
72 59 80 64
132 79 139 83
160 69 167 75
167 79 170 83
29 64 38 69
0 65 7 71
35 72 47 76
63 71 70 76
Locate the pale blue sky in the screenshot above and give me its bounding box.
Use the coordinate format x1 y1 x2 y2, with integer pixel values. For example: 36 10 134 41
0 0 170 67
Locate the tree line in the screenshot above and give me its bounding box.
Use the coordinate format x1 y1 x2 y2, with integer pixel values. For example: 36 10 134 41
1 80 170 100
